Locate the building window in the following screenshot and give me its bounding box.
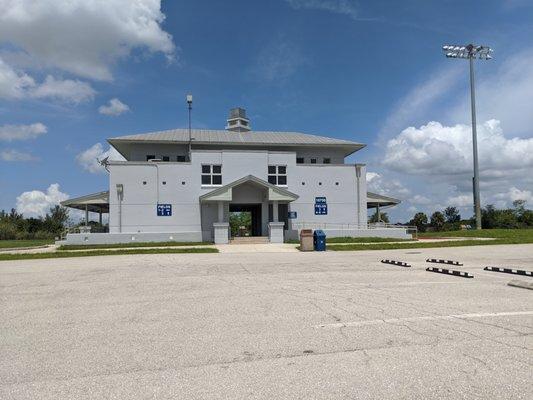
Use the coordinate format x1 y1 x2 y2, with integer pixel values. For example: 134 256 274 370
162 181 166 185
296 157 304 164
310 158 317 164
146 155 155 161
162 156 170 162
142 181 147 185
323 158 331 164
177 155 186 162
268 165 287 186
201 164 222 186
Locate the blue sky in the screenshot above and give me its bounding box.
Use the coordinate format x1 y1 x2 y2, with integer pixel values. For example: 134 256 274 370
1 0 533 221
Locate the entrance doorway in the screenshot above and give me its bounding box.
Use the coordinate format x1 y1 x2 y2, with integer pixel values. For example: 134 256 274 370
229 204 262 237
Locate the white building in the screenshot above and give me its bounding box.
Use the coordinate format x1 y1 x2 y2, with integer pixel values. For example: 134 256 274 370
61 108 407 244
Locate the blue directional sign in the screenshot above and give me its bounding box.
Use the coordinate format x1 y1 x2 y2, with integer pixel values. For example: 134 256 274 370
288 211 297 219
157 204 172 216
314 197 328 215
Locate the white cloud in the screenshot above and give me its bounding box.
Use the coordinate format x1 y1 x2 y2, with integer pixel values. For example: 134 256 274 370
410 195 431 205
30 75 95 103
76 143 124 174
0 123 47 141
366 171 410 198
382 119 533 178
285 0 359 20
379 66 462 138
448 50 533 137
0 149 38 161
0 57 35 98
446 194 472 208
493 187 533 205
0 0 175 81
252 40 306 83
0 58 95 103
16 183 69 217
98 98 130 116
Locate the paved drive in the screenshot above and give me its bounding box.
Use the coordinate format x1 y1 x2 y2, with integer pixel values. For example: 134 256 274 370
1 244 532 399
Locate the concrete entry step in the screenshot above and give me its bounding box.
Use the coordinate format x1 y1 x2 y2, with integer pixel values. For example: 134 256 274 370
230 236 270 244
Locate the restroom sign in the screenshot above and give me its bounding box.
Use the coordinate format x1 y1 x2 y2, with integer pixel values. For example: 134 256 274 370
157 204 172 216
314 197 328 215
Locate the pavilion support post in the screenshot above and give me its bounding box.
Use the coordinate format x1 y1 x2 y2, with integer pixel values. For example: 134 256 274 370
377 204 381 222
99 211 102 225
85 205 88 227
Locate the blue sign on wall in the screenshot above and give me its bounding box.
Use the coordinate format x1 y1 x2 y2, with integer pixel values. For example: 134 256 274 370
314 197 328 215
288 211 297 219
157 204 172 216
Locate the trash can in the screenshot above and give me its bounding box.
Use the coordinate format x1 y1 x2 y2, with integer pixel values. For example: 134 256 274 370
299 229 314 252
313 230 326 251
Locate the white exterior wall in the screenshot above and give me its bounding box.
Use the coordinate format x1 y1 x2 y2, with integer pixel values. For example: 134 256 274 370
108 148 367 240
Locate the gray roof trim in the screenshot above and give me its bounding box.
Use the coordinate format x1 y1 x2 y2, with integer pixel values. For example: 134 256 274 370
199 175 299 202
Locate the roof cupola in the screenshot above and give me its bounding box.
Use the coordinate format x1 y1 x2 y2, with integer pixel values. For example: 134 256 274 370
225 107 251 132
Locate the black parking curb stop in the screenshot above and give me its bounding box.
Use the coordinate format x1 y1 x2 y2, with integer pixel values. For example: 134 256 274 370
426 267 473 278
381 259 411 267
426 258 463 266
484 266 533 277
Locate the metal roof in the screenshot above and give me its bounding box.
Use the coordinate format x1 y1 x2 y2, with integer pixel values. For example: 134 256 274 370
108 128 364 149
61 191 109 213
367 191 401 208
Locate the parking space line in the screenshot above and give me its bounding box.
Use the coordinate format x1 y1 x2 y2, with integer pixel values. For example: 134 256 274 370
316 311 533 329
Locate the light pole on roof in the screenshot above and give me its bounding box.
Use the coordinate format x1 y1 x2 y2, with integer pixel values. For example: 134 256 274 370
442 44 493 230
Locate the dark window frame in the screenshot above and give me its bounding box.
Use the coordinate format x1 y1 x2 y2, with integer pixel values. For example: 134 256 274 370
201 164 222 186
267 165 288 186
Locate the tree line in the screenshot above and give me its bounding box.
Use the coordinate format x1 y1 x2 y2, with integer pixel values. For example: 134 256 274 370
407 200 533 232
0 206 70 240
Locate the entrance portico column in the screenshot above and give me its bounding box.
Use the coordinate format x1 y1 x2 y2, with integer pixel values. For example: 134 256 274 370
218 201 224 222
272 201 278 222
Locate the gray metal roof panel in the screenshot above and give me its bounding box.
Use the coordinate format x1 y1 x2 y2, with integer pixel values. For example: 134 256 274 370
108 129 364 147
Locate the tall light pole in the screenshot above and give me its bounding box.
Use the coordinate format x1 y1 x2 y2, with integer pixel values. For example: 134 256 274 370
442 44 493 230
186 94 193 161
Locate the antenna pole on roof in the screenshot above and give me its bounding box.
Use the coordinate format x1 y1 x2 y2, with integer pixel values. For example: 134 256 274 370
186 94 193 161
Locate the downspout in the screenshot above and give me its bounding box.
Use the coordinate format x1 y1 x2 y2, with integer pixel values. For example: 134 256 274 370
355 166 361 228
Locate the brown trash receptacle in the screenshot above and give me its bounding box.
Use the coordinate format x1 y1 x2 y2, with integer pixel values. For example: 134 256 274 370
299 229 314 252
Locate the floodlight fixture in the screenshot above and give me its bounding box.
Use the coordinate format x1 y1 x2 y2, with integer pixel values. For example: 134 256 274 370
442 43 493 230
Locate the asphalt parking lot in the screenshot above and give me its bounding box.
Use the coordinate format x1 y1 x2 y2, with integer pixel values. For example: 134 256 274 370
1 244 532 399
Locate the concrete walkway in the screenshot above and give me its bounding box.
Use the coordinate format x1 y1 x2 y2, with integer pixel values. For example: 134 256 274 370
216 243 299 253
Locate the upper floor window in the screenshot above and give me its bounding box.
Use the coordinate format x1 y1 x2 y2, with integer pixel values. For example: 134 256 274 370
177 155 186 162
146 155 156 161
268 165 287 186
296 157 304 164
323 158 331 164
310 158 317 164
162 156 170 162
202 164 222 186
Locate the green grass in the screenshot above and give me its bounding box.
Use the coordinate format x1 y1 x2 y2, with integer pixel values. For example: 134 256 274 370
0 247 218 261
329 228 533 251
58 241 212 250
285 236 413 244
419 228 533 240
0 239 54 249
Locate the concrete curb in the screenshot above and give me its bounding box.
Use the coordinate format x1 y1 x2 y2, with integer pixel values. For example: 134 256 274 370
426 267 473 278
484 266 533 277
381 259 411 267
426 258 463 266
507 279 533 290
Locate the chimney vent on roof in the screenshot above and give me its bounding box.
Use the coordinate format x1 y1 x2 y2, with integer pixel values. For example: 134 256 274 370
226 107 251 132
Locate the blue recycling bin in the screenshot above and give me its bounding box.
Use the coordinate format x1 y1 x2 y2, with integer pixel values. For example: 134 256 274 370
313 230 326 251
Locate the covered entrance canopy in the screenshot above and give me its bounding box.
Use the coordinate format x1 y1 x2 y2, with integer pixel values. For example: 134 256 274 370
199 175 299 203
367 191 401 222
61 191 109 225
200 175 298 241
